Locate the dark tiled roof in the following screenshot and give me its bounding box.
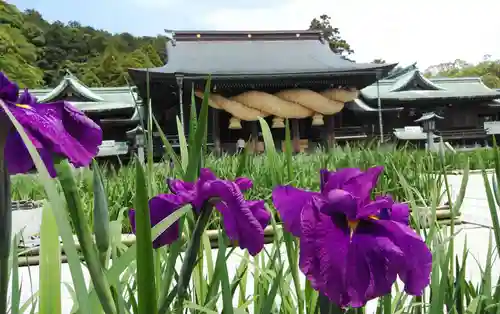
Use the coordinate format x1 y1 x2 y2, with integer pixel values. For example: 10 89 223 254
128 30 395 81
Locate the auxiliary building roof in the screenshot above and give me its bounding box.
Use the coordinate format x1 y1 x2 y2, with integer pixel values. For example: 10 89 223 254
359 68 500 101
29 73 142 117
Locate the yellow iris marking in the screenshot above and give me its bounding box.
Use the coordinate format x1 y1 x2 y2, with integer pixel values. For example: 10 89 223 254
347 220 359 232
15 104 32 109
347 215 379 237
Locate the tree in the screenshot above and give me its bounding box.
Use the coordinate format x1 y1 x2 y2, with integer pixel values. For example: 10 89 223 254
1 2 169 88
95 45 127 86
426 57 500 88
0 3 44 87
141 44 163 67
80 70 102 87
309 14 353 55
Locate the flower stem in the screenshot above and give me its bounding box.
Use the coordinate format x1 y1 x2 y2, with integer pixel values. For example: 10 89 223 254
0 140 11 314
174 202 213 314
56 161 117 314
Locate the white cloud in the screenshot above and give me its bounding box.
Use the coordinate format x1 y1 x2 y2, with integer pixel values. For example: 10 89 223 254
203 0 500 69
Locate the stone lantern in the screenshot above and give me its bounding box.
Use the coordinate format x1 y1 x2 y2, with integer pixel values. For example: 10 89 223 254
126 125 147 164
415 112 443 151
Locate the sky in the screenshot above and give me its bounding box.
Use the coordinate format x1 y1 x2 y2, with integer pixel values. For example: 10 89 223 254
11 0 500 70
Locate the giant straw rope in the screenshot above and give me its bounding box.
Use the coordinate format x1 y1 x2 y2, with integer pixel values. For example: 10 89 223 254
194 88 358 129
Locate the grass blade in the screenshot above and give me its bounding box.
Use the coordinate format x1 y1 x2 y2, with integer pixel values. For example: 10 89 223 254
0 153 11 314
234 136 251 178
284 118 293 181
134 160 158 314
188 87 198 156
10 233 21 314
38 202 61 314
258 117 282 185
259 264 283 314
56 161 116 314
177 116 189 171
174 204 213 313
185 77 211 182
152 115 182 174
218 232 234 314
92 160 110 265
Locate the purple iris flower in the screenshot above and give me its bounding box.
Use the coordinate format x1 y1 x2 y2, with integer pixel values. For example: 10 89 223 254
272 166 432 308
0 72 102 176
129 168 271 256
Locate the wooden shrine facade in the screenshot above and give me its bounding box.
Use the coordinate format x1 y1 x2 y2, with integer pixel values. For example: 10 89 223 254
128 31 500 154
128 30 395 154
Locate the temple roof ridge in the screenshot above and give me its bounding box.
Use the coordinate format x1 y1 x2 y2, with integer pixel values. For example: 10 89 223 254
28 74 141 116
39 70 104 103
166 29 325 42
384 62 418 80
389 69 445 92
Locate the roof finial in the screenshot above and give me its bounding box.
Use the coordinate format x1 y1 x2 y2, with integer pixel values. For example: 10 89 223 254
65 69 74 77
318 31 325 44
165 29 176 46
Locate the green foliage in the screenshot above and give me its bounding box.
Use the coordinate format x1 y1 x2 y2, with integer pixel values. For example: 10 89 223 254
309 14 353 56
0 2 167 88
426 57 500 88
0 20 44 87
2 3 357 88
10 147 495 234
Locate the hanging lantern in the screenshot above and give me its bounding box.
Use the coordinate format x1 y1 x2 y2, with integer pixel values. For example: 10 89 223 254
228 117 242 129
271 117 285 128
311 114 324 126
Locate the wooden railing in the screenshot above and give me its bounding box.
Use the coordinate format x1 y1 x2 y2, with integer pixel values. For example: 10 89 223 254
437 128 488 140
332 126 367 139
16 204 459 266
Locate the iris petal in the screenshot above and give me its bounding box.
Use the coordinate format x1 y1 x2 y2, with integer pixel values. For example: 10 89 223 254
199 168 217 182
4 130 38 174
234 177 253 191
272 185 316 237
390 203 410 225
6 101 101 176
356 196 393 220
322 189 358 219
167 178 196 202
0 72 18 102
347 222 404 307
129 194 185 249
319 168 332 192
342 166 384 205
246 200 271 229
18 89 37 105
299 198 351 307
1 72 102 177
322 168 363 194
371 219 432 295
4 110 57 176
210 180 269 256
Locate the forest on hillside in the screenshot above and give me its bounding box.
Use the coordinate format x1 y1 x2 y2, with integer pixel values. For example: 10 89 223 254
1 1 500 89
1 1 167 88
